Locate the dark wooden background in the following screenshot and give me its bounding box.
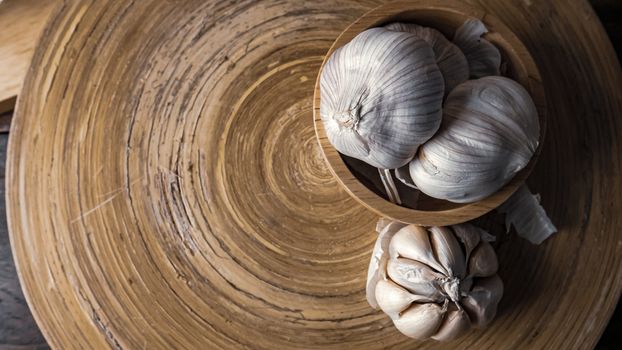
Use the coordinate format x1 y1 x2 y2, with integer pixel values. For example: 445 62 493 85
0 1 620 349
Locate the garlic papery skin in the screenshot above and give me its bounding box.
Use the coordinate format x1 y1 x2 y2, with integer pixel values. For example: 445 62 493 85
497 185 557 244
409 76 539 203
395 163 417 189
385 22 469 94
320 27 444 169
453 19 501 78
367 220 503 341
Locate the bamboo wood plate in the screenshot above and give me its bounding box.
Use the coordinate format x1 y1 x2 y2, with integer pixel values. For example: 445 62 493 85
313 1 546 226
7 0 622 349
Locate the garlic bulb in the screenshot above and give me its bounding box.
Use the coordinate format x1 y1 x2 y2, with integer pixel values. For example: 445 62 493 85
367 221 503 341
409 76 539 203
385 22 469 94
453 19 501 78
320 27 445 169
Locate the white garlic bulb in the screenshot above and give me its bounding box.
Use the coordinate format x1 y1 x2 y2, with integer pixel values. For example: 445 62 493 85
385 22 469 94
453 19 502 78
320 27 445 169
367 221 503 341
409 76 539 203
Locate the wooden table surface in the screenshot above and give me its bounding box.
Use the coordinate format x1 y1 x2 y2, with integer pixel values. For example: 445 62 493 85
2 0 622 349
0 0 56 114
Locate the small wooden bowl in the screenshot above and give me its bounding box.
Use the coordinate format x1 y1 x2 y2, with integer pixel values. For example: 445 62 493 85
313 0 546 226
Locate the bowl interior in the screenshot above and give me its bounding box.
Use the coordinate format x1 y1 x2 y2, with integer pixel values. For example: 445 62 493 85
313 1 546 226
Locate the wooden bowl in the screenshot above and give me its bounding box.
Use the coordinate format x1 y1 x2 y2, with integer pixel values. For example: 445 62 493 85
313 0 547 226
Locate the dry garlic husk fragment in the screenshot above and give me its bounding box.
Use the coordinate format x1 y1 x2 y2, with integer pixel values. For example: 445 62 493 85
409 76 539 203
367 221 503 341
453 19 502 78
385 22 469 94
320 27 445 169
498 185 557 244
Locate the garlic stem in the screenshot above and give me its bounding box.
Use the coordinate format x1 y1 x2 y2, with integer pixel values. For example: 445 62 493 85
378 168 402 205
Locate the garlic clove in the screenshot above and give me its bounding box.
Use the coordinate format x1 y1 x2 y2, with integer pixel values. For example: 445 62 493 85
409 77 539 203
430 307 471 341
387 258 445 302
461 275 504 329
429 226 466 278
467 241 498 278
394 164 418 189
320 27 444 169
460 276 474 295
389 225 447 274
450 223 480 260
367 220 408 308
453 18 501 78
375 279 432 319
385 22 469 94
393 303 445 339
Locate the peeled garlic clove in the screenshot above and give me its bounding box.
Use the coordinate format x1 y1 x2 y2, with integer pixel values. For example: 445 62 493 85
394 303 445 339
395 164 417 189
497 185 557 244
367 220 408 308
389 225 447 274
409 76 539 203
429 226 466 278
320 27 444 169
462 275 504 329
453 18 501 78
385 22 469 93
387 258 445 301
431 308 471 341
467 242 498 278
375 279 431 319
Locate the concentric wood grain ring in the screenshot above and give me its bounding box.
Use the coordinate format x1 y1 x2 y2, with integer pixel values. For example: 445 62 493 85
7 0 622 349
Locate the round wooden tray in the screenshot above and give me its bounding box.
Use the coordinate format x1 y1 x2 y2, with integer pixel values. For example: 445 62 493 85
7 0 622 349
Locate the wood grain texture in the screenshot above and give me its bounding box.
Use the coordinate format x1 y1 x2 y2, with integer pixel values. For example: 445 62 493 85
0 0 57 113
313 0 546 226
6 0 622 349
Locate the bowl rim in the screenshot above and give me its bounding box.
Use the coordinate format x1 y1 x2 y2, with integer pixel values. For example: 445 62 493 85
312 0 547 226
